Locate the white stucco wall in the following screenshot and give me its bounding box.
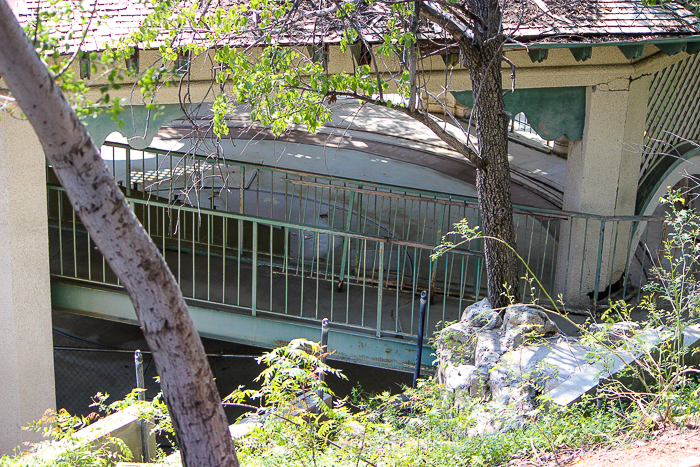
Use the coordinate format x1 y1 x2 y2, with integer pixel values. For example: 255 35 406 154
0 116 55 455
555 76 651 305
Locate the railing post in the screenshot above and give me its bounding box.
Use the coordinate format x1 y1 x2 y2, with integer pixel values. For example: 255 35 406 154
413 291 428 389
337 190 356 291
134 350 150 463
593 219 605 304
320 318 330 373
252 221 258 316
376 242 384 337
125 146 131 197
239 167 245 214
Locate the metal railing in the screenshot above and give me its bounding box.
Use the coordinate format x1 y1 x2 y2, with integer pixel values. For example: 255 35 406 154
48 142 661 343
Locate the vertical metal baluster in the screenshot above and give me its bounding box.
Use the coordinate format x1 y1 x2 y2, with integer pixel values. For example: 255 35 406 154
284 175 289 222
443 250 453 325
191 211 196 298
621 220 635 299
638 227 650 302
429 204 446 302
177 208 182 286
300 226 306 317
549 220 559 292
239 167 245 215
337 191 356 291
361 239 367 328
539 219 551 290
284 227 289 315
58 191 64 276
125 146 131 197
593 220 606 304
237 219 242 306
607 221 621 300
252 221 258 316
473 210 483 300
222 216 227 304
577 217 590 298
459 255 467 311
411 246 418 335
345 238 351 324
207 214 211 301
525 216 537 298
376 242 384 337
270 172 274 220
269 225 273 312
87 231 92 282
315 231 320 320
72 208 77 278
330 234 335 323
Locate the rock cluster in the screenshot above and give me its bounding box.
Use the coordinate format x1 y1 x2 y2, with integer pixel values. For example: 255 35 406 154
435 299 561 412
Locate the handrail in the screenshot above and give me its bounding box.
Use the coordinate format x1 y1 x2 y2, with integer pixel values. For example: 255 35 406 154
99 141 663 223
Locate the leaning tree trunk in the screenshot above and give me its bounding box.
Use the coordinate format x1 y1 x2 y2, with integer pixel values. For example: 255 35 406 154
462 11 520 309
0 2 238 466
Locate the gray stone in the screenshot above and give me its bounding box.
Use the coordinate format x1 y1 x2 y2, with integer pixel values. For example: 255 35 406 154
462 298 502 330
474 329 504 366
589 321 640 342
435 321 480 366
436 301 568 416
503 305 559 350
461 298 492 322
438 363 476 392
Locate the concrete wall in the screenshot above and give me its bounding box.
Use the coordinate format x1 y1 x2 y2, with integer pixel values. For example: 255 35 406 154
0 116 55 455
555 76 651 305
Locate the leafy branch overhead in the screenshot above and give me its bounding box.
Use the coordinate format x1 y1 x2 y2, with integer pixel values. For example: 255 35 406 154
112 0 490 167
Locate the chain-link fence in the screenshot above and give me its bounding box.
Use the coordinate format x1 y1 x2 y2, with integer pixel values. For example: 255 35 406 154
53 340 261 422
53 329 414 422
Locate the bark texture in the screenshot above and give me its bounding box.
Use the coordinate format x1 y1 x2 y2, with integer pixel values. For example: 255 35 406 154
462 0 520 309
422 0 521 308
0 2 238 465
468 52 520 309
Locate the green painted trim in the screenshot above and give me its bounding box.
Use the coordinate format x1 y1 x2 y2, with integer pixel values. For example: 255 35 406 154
636 144 700 215
527 48 548 63
84 103 186 148
503 36 700 50
687 42 700 54
657 42 687 56
618 44 645 60
50 280 434 372
570 47 592 62
452 87 586 141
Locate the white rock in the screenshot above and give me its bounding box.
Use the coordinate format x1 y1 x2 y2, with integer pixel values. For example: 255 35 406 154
678 456 700 467
461 298 492 322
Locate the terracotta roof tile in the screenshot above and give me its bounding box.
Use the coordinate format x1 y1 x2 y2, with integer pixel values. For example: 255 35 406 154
14 0 700 52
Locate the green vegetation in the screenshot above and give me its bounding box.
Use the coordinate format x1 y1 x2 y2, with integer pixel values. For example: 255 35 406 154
6 189 700 466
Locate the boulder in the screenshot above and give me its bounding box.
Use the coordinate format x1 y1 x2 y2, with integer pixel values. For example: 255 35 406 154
436 300 563 412
503 304 559 350
461 298 501 329
438 363 476 392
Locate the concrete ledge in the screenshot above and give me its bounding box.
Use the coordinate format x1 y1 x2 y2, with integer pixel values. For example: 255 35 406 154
30 408 155 464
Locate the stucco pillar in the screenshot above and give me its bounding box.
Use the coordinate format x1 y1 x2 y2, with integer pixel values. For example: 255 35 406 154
555 76 650 306
0 116 55 455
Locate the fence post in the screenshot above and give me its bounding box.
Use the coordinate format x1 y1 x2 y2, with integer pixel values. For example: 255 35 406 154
320 318 330 381
134 350 150 463
412 291 428 389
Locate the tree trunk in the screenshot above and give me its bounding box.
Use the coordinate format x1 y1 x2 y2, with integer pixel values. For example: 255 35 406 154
0 2 238 465
462 15 520 309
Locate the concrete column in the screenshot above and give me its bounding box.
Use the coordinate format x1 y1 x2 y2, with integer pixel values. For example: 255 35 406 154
555 76 651 306
0 116 55 455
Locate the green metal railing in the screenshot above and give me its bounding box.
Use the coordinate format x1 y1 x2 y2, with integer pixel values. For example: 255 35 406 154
47 142 661 343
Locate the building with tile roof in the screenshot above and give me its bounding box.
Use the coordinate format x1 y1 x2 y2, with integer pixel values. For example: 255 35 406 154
1 0 699 454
